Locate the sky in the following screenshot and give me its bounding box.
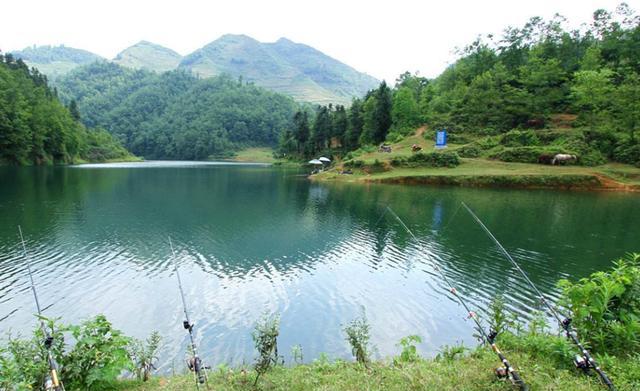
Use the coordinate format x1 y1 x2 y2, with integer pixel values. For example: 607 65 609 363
2 0 638 82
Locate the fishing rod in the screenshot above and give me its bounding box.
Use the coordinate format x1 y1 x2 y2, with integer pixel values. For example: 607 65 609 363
385 207 528 390
18 226 65 391
168 237 209 389
461 202 615 390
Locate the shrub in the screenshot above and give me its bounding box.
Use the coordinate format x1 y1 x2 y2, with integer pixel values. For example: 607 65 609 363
344 313 372 365
394 335 422 365
406 151 460 167
0 315 134 390
583 129 619 158
252 313 282 385
580 149 607 166
63 315 133 390
129 331 162 382
500 130 540 147
458 143 482 158
390 156 408 166
446 132 473 144
435 343 467 362
385 131 404 143
343 159 364 168
613 139 640 166
491 147 562 163
558 253 640 356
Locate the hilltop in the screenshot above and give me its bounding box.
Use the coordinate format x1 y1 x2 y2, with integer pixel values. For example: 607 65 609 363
113 41 182 73
9 45 103 80
179 34 379 104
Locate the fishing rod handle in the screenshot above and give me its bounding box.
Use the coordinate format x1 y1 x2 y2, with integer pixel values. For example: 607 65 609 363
509 369 528 391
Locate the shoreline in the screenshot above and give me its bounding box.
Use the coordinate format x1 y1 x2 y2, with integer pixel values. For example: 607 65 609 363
311 160 640 193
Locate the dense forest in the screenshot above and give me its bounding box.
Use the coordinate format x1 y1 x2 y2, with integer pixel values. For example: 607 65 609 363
280 3 640 167
0 53 131 165
57 62 298 159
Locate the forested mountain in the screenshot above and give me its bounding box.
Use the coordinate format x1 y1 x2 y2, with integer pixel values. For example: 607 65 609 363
279 3 640 168
57 61 298 159
10 45 104 80
179 35 379 104
11 37 378 105
0 54 132 165
113 41 182 73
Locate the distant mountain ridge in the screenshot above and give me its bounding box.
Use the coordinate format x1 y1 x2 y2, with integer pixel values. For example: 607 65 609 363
9 45 104 80
10 36 379 104
113 41 182 73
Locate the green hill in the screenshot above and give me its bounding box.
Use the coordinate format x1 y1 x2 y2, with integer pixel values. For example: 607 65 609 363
179 34 379 104
0 54 133 165
113 41 182 73
56 61 298 160
9 45 103 80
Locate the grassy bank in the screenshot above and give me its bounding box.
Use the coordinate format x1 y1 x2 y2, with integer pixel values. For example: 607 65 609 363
313 130 640 191
227 148 279 163
118 338 639 390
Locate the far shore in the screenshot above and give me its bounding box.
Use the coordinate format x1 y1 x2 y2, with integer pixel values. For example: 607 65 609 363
312 159 640 193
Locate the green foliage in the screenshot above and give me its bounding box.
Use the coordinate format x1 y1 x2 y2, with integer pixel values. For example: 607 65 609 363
390 151 460 168
500 130 540 147
0 315 134 390
457 143 482 158
487 295 510 336
491 146 563 163
57 62 297 160
252 313 282 385
0 55 131 165
64 315 133 390
291 344 304 365
130 331 162 382
391 86 421 133
435 343 467 362
343 313 372 365
559 253 640 356
394 335 422 365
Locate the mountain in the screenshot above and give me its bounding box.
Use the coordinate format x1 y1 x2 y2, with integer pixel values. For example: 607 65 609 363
113 41 182 73
179 34 379 104
12 36 380 105
9 45 103 80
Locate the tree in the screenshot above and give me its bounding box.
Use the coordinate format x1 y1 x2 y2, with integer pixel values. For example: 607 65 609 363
345 98 364 150
360 95 378 145
613 72 640 142
571 69 614 131
331 105 348 148
373 81 393 143
292 110 310 154
68 99 81 121
391 86 421 133
311 106 332 152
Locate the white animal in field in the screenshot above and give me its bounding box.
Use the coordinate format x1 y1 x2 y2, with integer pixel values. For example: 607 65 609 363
552 154 577 165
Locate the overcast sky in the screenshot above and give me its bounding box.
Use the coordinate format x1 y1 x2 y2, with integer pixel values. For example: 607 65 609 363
2 0 638 82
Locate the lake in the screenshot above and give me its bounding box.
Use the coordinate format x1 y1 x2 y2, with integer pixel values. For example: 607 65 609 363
0 162 638 371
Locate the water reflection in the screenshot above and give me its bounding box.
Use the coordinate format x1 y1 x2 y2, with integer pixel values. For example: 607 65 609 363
0 163 638 369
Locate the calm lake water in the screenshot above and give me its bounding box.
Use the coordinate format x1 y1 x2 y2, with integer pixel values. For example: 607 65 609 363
0 162 639 370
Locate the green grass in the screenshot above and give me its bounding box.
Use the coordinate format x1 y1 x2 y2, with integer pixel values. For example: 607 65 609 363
116 343 639 391
227 147 279 163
